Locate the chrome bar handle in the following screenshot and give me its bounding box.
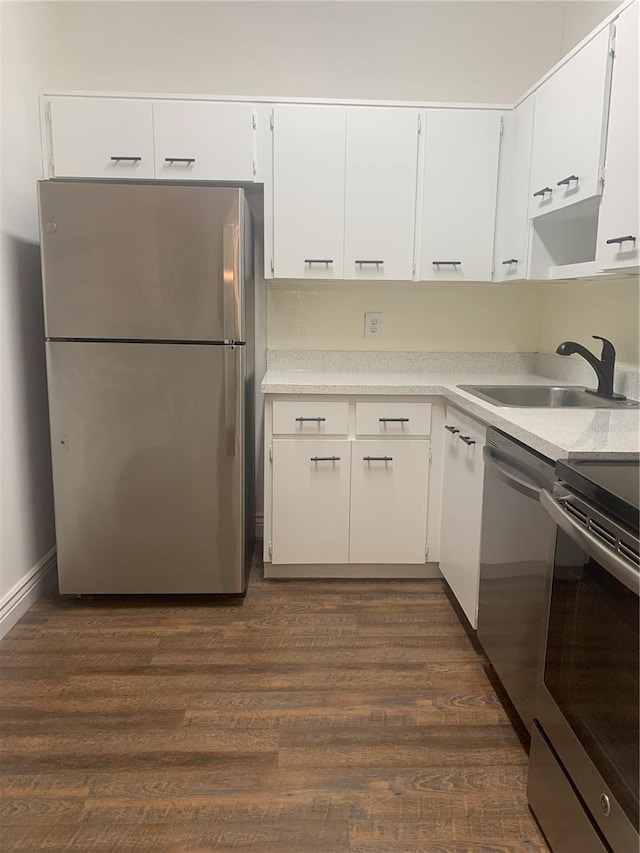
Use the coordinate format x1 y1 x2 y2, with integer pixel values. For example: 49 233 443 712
295 417 326 423
606 235 636 245
557 174 579 187
459 435 476 446
433 260 462 266
224 345 238 456
310 456 340 462
355 260 384 265
533 187 553 197
444 425 459 434
164 157 196 164
540 490 640 596
379 417 409 423
363 456 393 462
223 223 240 343
110 156 142 162
304 259 333 265
502 258 518 265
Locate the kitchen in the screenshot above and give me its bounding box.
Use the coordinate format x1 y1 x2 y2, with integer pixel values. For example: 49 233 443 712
1 1 639 851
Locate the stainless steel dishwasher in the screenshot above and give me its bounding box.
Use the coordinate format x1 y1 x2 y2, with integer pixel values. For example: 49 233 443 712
477 428 555 733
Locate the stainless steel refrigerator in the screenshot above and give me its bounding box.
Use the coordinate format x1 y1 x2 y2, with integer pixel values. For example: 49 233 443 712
38 181 254 594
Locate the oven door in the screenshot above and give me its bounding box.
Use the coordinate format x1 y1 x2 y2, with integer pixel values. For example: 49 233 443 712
536 489 639 853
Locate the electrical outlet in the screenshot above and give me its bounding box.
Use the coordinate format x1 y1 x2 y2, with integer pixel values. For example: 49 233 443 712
364 311 383 340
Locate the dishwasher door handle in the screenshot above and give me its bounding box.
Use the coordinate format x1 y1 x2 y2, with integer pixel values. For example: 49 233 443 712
482 445 542 502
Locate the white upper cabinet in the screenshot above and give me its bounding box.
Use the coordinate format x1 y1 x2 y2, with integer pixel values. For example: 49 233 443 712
271 105 346 280
48 98 155 180
153 102 257 182
343 107 420 281
596 1 639 272
528 26 612 218
493 97 535 281
419 110 502 282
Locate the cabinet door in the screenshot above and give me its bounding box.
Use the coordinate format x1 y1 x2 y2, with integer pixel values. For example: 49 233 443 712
494 97 535 281
419 110 501 281
343 108 420 281
349 440 430 564
272 105 346 279
49 98 155 179
439 410 486 628
154 102 256 182
272 439 350 564
596 3 639 271
529 27 611 218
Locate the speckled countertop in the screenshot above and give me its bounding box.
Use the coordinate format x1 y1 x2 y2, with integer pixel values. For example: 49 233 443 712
261 369 640 461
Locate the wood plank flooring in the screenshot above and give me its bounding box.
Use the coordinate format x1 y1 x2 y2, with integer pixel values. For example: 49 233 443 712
0 560 548 852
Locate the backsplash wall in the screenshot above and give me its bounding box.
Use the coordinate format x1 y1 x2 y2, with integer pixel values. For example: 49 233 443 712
267 278 640 369
267 281 543 352
538 278 639 368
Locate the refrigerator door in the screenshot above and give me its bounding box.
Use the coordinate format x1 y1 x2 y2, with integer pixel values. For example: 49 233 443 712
39 182 245 342
46 341 245 593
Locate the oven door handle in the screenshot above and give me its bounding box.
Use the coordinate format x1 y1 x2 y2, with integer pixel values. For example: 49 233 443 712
540 489 640 596
483 445 542 501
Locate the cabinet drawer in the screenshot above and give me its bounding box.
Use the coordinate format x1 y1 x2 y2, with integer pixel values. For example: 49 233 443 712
355 402 431 436
273 401 349 435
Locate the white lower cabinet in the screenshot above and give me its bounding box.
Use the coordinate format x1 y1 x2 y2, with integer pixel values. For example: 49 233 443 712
271 439 351 564
349 440 430 564
266 397 433 573
439 407 486 629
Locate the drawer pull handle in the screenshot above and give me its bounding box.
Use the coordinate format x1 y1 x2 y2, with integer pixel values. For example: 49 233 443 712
533 187 553 198
310 456 340 462
379 417 409 423
444 425 460 434
459 435 476 446
110 156 142 162
304 259 333 265
606 235 636 246
433 260 461 267
557 174 579 187
355 260 384 266
164 157 196 164
363 456 393 462
502 258 518 265
295 417 326 423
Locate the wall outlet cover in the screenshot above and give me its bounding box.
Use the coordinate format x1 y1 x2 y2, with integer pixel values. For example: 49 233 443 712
364 311 383 339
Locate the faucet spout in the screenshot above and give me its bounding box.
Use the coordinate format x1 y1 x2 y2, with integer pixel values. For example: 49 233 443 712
555 336 625 400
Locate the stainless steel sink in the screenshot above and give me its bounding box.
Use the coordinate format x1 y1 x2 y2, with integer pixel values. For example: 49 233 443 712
457 384 640 409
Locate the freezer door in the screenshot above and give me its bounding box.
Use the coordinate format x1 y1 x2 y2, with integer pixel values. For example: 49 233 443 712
46 342 245 593
39 182 244 342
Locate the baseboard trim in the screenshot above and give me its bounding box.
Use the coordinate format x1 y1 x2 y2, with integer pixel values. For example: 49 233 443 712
264 562 442 579
0 547 57 639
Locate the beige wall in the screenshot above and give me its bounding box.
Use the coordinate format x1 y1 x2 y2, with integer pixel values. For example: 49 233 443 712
1 3 57 607
39 1 618 104
539 278 640 367
268 281 543 352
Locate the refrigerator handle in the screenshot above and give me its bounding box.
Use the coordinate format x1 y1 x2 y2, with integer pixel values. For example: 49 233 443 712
223 224 240 342
224 346 238 456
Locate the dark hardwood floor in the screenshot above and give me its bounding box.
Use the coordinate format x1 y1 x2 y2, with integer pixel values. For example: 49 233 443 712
0 559 548 852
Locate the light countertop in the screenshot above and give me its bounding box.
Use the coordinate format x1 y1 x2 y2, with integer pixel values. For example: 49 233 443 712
261 369 640 461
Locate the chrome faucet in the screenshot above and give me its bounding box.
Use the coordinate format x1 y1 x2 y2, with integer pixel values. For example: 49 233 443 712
555 335 626 401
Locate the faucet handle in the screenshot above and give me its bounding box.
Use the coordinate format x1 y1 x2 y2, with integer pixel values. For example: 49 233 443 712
592 335 616 363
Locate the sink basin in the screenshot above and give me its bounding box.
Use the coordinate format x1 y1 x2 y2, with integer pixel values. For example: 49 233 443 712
457 385 640 409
